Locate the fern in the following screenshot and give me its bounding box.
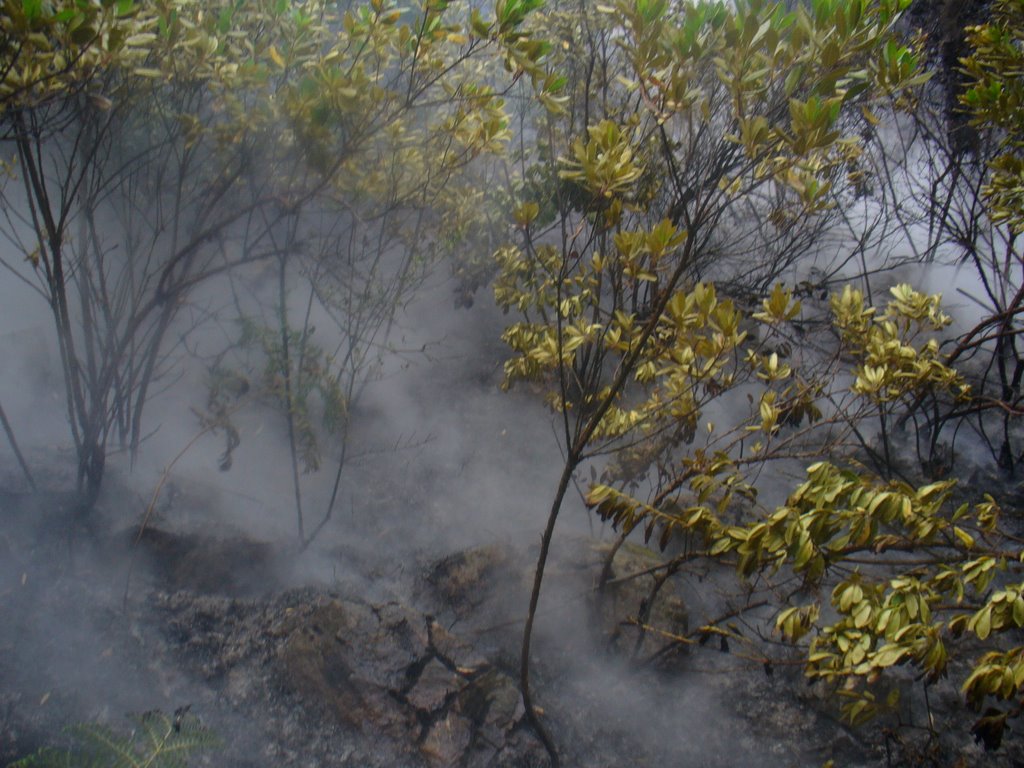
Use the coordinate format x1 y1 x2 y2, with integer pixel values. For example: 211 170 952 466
10 709 219 768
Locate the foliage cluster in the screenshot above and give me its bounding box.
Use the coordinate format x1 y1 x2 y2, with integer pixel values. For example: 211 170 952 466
490 0 1024 762
961 0 1024 235
0 0 559 534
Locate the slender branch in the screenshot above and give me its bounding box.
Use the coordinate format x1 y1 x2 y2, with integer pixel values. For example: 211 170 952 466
0 399 36 493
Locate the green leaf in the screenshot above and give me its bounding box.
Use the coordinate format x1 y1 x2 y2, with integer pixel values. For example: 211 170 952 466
975 607 993 641
22 0 42 21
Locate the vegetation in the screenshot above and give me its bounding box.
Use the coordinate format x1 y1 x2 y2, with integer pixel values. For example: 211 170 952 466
10 709 218 768
6 0 1024 764
0 0 554 525
190 0 551 547
491 0 1024 763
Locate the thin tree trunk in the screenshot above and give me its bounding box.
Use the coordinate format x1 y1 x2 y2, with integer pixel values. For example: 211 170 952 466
0 399 36 493
279 255 305 544
519 459 576 768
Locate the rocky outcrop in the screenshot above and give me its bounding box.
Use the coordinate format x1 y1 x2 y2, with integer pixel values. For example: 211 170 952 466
5 512 1022 768
156 588 544 767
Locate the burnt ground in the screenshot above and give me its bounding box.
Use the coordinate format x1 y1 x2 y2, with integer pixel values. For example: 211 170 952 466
2 475 1023 768
2 299 1024 768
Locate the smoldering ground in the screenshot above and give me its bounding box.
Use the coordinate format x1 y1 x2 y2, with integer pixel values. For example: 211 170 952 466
0 248 919 768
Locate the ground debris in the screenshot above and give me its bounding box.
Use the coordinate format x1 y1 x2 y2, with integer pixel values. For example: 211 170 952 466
154 586 537 767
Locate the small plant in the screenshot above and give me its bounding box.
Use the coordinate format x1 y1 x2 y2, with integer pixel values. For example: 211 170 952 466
10 709 219 768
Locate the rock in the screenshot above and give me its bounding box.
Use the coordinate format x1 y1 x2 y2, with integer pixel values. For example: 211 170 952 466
421 711 473 767
428 619 487 672
151 586 538 767
406 659 460 712
424 544 511 617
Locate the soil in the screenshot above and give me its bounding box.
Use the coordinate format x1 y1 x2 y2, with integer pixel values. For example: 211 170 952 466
2 479 1023 768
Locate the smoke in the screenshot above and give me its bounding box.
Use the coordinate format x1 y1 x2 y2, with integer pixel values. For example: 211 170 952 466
0 73 1010 768
0 245 816 765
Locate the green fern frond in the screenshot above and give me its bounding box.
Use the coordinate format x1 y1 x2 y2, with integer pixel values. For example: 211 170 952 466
72 722 142 768
9 746 80 768
9 710 219 768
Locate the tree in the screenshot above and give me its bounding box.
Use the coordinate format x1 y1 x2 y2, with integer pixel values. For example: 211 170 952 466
491 0 946 762
0 0 555 518
1 0 313 510
189 0 554 547
839 0 1024 482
